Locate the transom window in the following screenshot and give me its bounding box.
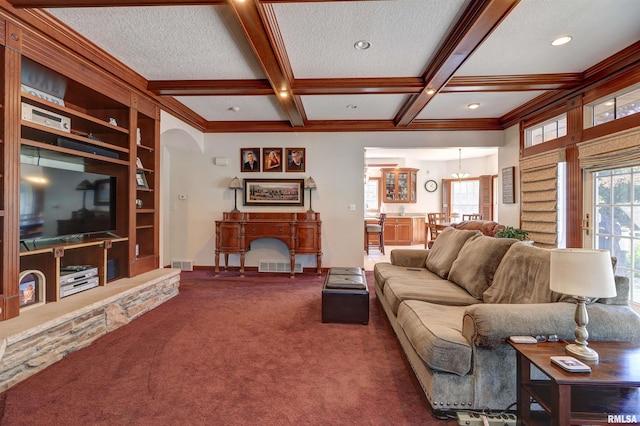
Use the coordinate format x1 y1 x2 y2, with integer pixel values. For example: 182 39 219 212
524 114 567 148
591 86 640 126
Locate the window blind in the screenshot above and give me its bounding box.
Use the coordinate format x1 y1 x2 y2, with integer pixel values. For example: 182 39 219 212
578 127 640 171
519 149 566 248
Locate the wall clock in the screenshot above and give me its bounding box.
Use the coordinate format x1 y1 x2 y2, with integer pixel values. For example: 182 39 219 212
424 180 438 192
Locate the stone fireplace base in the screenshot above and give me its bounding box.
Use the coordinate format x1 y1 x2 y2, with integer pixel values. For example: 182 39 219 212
0 268 180 392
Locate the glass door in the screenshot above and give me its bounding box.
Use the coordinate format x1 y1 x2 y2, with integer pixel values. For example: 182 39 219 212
585 167 640 304
384 171 396 201
397 171 409 201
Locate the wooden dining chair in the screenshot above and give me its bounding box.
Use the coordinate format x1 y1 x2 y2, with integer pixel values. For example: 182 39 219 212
425 212 447 248
365 213 386 255
462 214 483 221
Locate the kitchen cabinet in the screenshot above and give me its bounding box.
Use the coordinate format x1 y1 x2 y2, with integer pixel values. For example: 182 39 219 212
382 168 418 203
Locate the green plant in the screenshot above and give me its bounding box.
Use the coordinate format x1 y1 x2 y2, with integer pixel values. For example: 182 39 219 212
495 226 529 241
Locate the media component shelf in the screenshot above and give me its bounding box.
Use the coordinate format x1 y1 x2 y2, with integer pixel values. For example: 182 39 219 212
0 17 160 320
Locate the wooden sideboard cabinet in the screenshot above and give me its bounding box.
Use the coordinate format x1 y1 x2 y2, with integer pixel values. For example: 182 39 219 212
215 212 322 277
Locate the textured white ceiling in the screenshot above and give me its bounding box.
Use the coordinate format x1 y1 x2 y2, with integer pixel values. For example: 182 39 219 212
457 0 640 75
417 91 546 120
175 95 288 122
47 6 265 80
301 94 408 120
45 0 640 126
272 0 465 78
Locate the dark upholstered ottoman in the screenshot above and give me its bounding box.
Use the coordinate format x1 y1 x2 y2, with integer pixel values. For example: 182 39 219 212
322 267 369 325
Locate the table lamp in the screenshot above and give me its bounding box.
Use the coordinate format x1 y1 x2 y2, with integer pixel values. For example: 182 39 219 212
549 248 617 361
228 177 242 212
304 177 317 213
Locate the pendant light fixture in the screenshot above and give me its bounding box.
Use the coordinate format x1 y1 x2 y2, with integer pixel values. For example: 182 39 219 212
451 148 469 180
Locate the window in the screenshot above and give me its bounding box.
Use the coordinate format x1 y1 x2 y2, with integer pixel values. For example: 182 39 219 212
364 177 381 212
589 86 640 126
450 179 479 220
524 114 567 148
593 167 640 304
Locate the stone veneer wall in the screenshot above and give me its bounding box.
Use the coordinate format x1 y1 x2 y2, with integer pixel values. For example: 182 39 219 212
0 269 180 392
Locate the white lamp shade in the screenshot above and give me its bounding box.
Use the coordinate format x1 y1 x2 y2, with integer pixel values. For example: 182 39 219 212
549 249 616 298
229 177 242 189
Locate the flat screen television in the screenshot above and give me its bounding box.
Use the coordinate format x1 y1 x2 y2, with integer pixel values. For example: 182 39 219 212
20 152 116 247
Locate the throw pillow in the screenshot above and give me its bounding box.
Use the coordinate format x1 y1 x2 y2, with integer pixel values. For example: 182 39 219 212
425 227 481 279
483 243 569 304
448 236 519 299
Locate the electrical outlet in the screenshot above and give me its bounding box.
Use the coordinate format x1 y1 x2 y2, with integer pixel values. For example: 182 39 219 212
457 412 516 426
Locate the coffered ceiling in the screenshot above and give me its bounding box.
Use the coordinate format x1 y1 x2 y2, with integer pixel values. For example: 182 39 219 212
6 0 640 134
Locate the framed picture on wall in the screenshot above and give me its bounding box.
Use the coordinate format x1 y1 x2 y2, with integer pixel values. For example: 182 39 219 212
243 178 304 206
263 148 283 172
240 148 260 172
285 148 305 172
502 166 515 204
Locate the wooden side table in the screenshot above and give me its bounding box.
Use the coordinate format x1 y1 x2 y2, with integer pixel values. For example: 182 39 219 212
509 341 640 425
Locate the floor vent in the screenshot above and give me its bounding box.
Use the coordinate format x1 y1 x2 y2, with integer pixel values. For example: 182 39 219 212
258 261 302 273
171 260 194 271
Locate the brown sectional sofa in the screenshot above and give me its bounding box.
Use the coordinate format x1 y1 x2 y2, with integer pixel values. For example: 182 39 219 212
373 226 640 414
449 219 505 237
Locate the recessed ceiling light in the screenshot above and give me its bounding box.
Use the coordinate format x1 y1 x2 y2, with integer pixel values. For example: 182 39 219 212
354 40 371 50
551 36 572 46
346 104 358 109
426 88 435 96
279 90 288 98
467 103 480 110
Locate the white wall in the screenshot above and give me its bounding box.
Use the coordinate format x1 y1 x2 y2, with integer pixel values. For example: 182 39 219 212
160 114 519 269
498 124 521 227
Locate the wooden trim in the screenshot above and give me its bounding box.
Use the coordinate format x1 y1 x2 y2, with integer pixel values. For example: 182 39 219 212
565 145 581 248
148 79 274 96
203 118 503 133
229 1 304 127
395 0 520 127
293 77 424 95
444 73 583 92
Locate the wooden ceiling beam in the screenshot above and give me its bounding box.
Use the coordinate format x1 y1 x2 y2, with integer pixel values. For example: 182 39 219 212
203 118 502 133
293 78 424 95
228 0 305 127
6 0 223 7
395 0 520 127
443 73 583 92
148 79 273 96
149 73 579 97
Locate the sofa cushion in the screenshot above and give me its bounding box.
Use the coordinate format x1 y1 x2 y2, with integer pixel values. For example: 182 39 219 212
373 262 441 292
483 243 568 304
397 300 472 375
426 227 482 279
448 236 519 299
383 278 480 315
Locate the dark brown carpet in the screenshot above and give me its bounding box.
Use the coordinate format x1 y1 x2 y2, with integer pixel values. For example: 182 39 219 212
0 270 456 425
